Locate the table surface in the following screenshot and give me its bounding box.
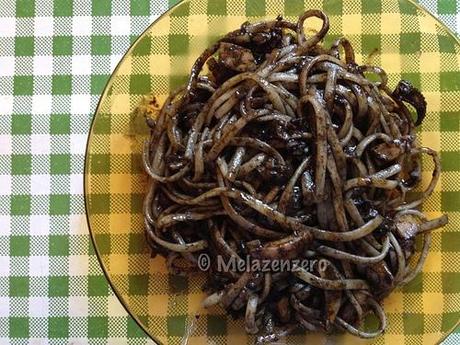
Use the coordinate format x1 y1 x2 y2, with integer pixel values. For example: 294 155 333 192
0 0 458 343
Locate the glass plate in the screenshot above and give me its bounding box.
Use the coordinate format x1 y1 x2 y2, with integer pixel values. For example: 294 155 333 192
84 0 460 343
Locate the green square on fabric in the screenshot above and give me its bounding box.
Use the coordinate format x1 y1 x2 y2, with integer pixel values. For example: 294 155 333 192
89 194 110 214
10 236 30 256
12 154 31 175
283 0 304 17
92 0 111 16
91 35 111 55
442 232 459 252
171 1 190 16
127 317 145 337
441 151 460 172
400 32 421 54
10 195 31 215
94 234 110 255
52 75 72 95
441 191 460 212
16 0 34 17
50 154 71 175
50 195 70 215
130 74 151 95
167 315 186 336
9 276 29 296
440 112 459 132
130 0 149 16
169 275 188 293
88 275 109 296
169 75 188 90
168 34 189 55
439 35 457 54
91 75 108 95
399 0 417 14
401 72 421 89
48 276 69 297
437 1 457 14
53 0 72 16
402 272 423 293
12 115 31 135
130 153 143 174
93 114 111 134
403 313 424 334
361 34 381 55
169 0 181 7
49 317 69 338
442 272 460 293
128 233 145 254
53 36 73 56
15 37 34 56
88 317 109 338
50 114 71 134
245 0 264 16
362 1 382 14
440 71 460 91
14 76 33 95
128 274 149 295
207 0 226 15
322 0 342 15
130 194 143 213
49 235 69 256
9 317 29 338
207 315 227 336
90 154 111 174
442 312 460 332
133 36 151 56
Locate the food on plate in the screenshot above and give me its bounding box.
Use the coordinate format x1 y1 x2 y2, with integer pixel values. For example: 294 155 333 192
141 9 448 342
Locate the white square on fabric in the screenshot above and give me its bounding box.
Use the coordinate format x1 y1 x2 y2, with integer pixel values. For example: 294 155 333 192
69 255 89 276
0 256 10 277
70 134 87 154
0 18 16 37
0 175 11 195
110 16 131 36
70 94 91 115
29 215 50 236
0 57 15 76
28 256 50 277
0 95 14 116
31 174 51 196
71 55 91 76
28 296 49 317
70 173 83 195
33 55 53 76
107 295 127 317
110 54 123 72
72 16 92 36
28 339 50 345
68 296 88 317
0 216 11 236
69 214 87 236
0 135 12 155
456 16 460 35
34 16 54 37
0 297 9 317
31 95 52 115
30 134 51 154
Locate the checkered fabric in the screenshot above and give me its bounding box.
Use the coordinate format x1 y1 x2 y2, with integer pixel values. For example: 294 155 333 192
0 0 459 344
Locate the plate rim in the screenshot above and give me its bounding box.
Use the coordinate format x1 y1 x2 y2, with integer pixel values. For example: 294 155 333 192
83 0 460 343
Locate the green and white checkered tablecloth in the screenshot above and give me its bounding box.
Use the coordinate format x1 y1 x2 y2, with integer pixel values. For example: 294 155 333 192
0 0 458 343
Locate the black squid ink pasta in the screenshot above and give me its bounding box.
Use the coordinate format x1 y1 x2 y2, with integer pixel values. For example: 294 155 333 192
141 10 448 342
